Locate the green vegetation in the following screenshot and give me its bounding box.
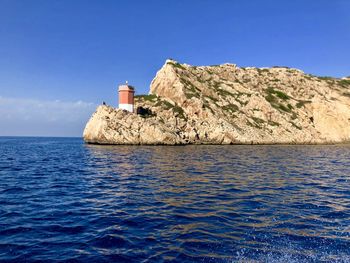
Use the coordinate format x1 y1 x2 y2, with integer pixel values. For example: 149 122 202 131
135 94 187 119
266 87 290 100
204 95 220 108
155 99 172 109
188 84 198 94
265 91 294 113
339 79 350 88
222 103 239 113
252 117 265 124
196 76 206 83
296 100 311 108
217 88 235 98
206 95 218 101
265 93 277 104
182 78 201 92
212 81 221 89
205 69 214 75
278 104 292 113
304 75 314 81
318 76 335 81
211 83 251 102
310 76 350 88
268 120 280 126
167 61 186 70
256 68 269 74
184 92 199 100
272 66 290 69
306 74 350 88
264 87 295 113
172 104 186 120
246 120 262 129
180 78 201 100
202 102 215 115
155 99 187 120
290 121 302 130
134 94 157 101
235 79 243 85
247 117 267 129
236 98 248 106
205 95 219 103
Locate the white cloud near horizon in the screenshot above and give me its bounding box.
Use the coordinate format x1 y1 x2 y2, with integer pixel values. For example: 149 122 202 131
0 96 97 137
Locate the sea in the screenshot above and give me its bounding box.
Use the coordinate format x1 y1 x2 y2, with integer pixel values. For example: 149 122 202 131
0 137 349 262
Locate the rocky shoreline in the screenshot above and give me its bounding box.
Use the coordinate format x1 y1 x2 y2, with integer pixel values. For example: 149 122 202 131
83 60 350 145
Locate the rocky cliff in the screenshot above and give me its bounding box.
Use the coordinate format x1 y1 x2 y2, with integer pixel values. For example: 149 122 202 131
83 59 350 145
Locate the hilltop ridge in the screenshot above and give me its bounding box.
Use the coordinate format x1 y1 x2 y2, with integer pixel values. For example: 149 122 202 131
83 60 350 144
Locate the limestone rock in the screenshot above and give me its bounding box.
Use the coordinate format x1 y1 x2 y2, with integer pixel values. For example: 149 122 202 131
83 60 350 145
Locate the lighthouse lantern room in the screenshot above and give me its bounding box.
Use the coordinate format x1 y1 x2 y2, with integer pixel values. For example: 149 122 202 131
118 81 135 112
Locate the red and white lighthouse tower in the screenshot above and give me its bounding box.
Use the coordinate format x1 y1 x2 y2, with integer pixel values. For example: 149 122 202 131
118 81 135 112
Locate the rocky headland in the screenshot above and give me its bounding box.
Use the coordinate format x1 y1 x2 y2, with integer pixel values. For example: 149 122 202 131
83 59 350 145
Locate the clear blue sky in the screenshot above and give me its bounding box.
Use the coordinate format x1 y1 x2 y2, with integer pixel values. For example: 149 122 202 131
0 0 349 136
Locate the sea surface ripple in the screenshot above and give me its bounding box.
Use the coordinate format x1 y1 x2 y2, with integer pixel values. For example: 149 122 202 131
0 137 350 262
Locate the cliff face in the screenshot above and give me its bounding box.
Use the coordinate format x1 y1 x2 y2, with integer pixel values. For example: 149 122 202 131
83 59 350 144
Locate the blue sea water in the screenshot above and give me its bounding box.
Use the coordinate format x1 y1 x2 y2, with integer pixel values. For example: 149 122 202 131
0 137 350 262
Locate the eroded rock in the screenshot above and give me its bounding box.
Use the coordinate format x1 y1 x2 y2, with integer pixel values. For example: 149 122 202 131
83 60 350 145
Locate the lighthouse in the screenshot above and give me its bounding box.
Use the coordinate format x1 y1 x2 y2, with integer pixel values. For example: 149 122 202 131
118 81 135 112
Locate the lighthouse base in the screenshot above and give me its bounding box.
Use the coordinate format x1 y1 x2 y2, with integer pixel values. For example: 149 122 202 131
119 104 134 112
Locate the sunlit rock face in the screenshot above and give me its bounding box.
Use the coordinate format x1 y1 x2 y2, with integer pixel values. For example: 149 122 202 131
84 59 350 145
